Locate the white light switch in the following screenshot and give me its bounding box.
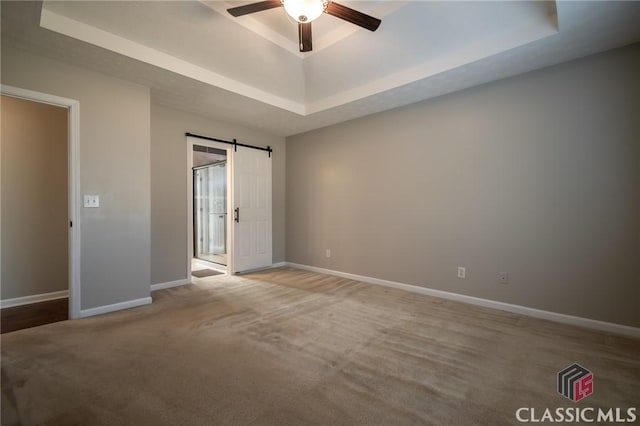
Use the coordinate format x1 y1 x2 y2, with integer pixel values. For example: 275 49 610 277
84 195 100 208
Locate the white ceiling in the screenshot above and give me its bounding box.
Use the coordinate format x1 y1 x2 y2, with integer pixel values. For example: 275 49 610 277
2 1 640 137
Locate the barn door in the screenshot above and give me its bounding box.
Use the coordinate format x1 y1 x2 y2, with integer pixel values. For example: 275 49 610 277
232 146 272 272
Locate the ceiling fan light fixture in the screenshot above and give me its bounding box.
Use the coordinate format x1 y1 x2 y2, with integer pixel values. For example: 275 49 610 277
283 0 328 23
227 0 381 53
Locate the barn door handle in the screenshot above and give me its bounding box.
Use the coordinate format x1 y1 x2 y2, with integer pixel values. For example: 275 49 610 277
234 207 239 223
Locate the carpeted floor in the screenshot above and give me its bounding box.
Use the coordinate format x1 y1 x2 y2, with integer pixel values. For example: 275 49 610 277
1 267 638 425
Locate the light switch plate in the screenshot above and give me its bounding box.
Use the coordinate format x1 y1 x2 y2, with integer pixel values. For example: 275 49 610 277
84 195 100 208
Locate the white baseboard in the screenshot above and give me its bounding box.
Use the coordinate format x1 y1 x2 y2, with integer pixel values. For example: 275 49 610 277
79 296 152 318
272 262 286 268
150 279 190 292
1 290 69 309
285 262 640 339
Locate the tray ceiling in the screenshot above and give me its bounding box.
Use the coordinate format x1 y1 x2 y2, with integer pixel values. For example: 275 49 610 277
2 1 640 136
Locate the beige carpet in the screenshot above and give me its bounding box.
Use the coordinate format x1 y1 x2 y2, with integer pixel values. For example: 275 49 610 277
1 267 638 425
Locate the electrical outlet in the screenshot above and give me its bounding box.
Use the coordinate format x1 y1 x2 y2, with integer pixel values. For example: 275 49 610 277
326 249 331 258
83 195 100 208
499 272 509 284
457 267 466 279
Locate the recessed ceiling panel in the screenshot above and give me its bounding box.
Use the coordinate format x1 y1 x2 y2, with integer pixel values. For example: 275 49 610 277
40 0 559 115
3 1 639 136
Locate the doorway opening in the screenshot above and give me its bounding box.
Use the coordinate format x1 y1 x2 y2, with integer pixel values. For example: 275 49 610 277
0 85 81 322
187 133 272 278
192 144 228 275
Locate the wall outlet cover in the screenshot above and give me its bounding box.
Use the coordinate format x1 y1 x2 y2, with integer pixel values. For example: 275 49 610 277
83 195 100 208
457 267 466 279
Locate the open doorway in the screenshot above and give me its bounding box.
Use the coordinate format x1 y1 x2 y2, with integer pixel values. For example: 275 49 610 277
187 134 272 279
1 86 81 328
192 144 227 276
1 95 68 332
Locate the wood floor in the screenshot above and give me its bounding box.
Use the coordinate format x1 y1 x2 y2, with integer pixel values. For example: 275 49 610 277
0 298 68 334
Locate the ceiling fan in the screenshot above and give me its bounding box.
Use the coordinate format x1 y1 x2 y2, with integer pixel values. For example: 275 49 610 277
227 0 382 53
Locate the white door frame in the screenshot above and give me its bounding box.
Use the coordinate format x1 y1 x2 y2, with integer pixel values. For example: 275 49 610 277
1 84 82 319
186 137 234 277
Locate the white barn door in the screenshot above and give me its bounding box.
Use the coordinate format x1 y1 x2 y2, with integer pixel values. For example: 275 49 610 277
233 146 272 273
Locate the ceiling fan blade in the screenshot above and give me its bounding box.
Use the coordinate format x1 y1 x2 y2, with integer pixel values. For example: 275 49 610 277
298 22 312 52
325 2 381 32
227 0 282 17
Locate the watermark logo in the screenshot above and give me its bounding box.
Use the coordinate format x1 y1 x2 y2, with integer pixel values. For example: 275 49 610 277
558 363 593 402
515 363 637 423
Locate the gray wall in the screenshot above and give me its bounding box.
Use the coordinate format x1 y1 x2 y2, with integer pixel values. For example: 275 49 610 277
1 46 151 310
1 95 68 299
286 43 640 327
150 103 286 285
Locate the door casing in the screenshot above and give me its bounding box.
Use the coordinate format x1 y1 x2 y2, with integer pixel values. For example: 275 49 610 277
1 84 81 319
187 137 234 277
